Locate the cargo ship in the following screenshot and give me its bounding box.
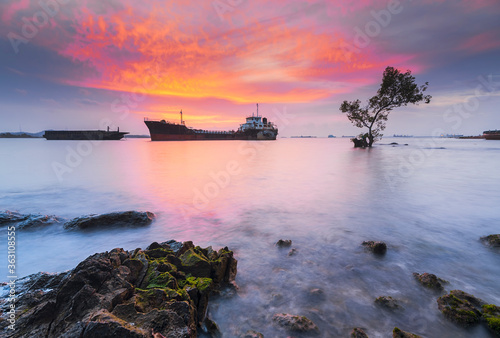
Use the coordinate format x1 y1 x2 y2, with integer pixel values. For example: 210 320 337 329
483 130 500 140
144 104 278 141
43 127 128 140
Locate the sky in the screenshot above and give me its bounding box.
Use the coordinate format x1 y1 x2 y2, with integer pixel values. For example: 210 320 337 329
0 0 499 137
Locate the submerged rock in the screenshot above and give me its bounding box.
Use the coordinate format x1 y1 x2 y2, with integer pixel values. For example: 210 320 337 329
0 240 237 337
362 241 387 255
64 211 156 229
240 329 264 338
309 288 326 301
480 234 500 247
437 290 484 326
0 210 61 229
482 304 500 336
350 327 369 337
0 210 27 224
393 327 421 338
375 296 402 310
288 248 298 256
413 272 447 290
18 214 62 229
275 239 292 248
272 313 319 333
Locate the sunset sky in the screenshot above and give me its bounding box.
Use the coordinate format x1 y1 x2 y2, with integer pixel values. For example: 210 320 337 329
1 0 499 136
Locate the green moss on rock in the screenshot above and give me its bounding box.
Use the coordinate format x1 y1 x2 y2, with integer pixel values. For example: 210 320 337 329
146 272 177 289
482 304 500 336
437 291 482 326
393 327 422 338
179 248 212 277
179 276 213 293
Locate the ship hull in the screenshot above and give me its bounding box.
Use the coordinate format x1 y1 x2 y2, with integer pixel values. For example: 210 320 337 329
43 130 128 140
145 120 277 141
483 130 500 140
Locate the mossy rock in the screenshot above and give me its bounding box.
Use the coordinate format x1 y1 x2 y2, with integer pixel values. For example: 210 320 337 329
393 327 422 337
179 276 213 293
144 247 174 259
146 272 177 289
134 288 167 312
350 327 368 338
375 296 401 310
413 272 447 290
179 248 212 277
437 290 482 326
480 234 500 247
482 304 500 336
272 313 319 333
362 241 387 255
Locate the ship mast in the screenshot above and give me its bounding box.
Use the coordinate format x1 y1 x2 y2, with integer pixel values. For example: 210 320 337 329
256 103 259 117
180 109 184 125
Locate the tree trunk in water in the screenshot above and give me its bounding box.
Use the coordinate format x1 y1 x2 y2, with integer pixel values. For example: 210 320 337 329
367 129 374 147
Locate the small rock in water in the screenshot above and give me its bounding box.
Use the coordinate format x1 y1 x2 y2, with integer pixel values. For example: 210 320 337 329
375 296 402 310
437 290 484 326
240 330 264 338
480 234 500 247
288 248 298 256
64 211 156 229
393 327 422 337
362 241 387 255
272 313 319 333
275 239 292 248
350 327 368 338
412 272 447 290
309 288 326 302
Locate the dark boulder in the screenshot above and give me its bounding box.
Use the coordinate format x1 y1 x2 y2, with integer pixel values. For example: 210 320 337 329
393 327 421 337
437 290 484 326
64 211 155 230
276 239 292 248
480 234 500 247
412 272 447 290
351 327 368 337
362 241 387 255
0 240 237 338
375 296 402 310
240 330 264 338
272 313 319 334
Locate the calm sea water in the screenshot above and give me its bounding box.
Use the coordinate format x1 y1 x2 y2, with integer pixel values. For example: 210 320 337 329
1 137 499 337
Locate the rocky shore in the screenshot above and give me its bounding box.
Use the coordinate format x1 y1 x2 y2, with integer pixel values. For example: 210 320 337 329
0 240 237 337
2 209 499 337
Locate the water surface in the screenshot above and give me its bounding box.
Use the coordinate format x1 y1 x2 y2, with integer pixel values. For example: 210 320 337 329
1 137 499 337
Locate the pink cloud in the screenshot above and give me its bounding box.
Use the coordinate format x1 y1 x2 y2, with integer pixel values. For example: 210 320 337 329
459 31 500 53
